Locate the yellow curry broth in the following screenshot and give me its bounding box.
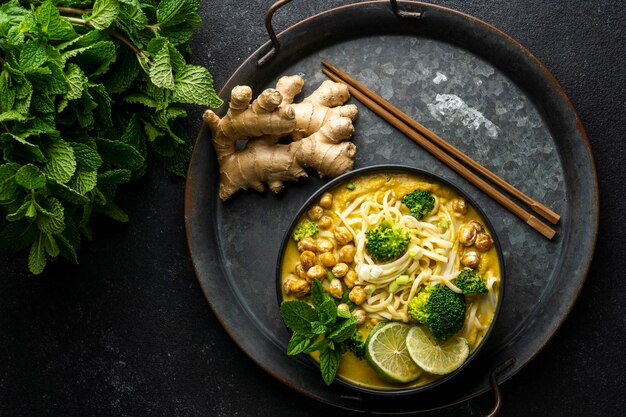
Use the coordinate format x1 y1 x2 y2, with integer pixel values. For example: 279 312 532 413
280 172 501 390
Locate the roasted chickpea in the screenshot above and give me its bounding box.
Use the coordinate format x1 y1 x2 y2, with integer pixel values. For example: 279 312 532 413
452 198 468 214
459 223 477 247
319 193 333 208
328 279 344 298
331 263 349 278
469 220 484 233
337 303 350 315
333 226 353 246
283 275 311 297
318 216 333 229
300 250 316 270
349 286 367 305
294 263 307 279
297 237 317 252
307 205 323 220
475 233 493 251
316 238 334 253
460 250 480 269
352 309 367 325
319 252 337 268
343 269 357 288
306 265 326 281
338 244 356 263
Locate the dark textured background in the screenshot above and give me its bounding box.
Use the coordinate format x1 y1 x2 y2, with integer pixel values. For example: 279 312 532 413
1 1 624 416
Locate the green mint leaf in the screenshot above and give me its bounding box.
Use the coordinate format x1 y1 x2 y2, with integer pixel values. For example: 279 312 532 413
336 308 352 319
44 62 68 95
19 40 47 72
31 91 55 114
0 69 17 112
64 63 88 101
172 64 223 107
157 0 201 27
310 321 327 335
148 43 175 89
55 233 78 264
70 143 103 171
68 169 97 196
4 64 33 113
28 233 46 274
123 93 158 108
43 139 76 184
89 84 113 127
0 162 21 201
98 201 129 222
62 41 117 76
6 198 33 221
36 197 65 234
43 233 60 258
120 114 147 157
311 279 326 308
279 300 318 335
35 0 76 41
303 337 330 354
15 164 46 189
47 179 89 206
152 141 191 177
160 20 199 46
102 47 140 94
319 345 342 385
87 0 121 30
0 219 38 252
318 298 337 326
96 138 145 171
286 333 312 356
0 111 28 123
6 133 46 163
328 317 357 343
97 169 131 185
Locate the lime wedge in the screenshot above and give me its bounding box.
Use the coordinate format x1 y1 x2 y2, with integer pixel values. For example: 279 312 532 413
365 322 422 383
406 326 470 375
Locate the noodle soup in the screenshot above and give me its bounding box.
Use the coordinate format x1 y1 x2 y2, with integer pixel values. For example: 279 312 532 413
279 167 503 392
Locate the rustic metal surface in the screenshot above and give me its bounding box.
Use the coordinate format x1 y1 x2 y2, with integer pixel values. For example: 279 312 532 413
185 1 598 414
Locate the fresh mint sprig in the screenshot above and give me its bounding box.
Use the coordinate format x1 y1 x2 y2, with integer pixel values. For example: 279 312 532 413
279 280 358 385
0 0 222 274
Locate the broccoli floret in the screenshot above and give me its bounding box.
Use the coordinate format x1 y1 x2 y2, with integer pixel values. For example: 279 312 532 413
402 190 435 220
365 221 411 262
343 330 366 360
407 285 466 340
292 219 318 241
455 268 488 295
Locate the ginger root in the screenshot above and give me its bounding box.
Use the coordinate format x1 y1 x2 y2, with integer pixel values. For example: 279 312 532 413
203 75 358 201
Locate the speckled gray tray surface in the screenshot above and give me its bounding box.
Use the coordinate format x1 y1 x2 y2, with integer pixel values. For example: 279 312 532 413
185 2 598 413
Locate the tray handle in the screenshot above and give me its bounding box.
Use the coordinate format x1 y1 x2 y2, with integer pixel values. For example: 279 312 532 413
484 357 516 417
258 0 423 66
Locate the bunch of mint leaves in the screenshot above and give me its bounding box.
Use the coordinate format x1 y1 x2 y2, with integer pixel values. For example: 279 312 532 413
0 0 222 274
279 280 358 385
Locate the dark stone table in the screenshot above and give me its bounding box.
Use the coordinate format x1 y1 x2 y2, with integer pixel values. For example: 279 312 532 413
1 1 624 416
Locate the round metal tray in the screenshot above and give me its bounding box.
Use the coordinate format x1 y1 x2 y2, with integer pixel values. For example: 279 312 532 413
185 1 598 414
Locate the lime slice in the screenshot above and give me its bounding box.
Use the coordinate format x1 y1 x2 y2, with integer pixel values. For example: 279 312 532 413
365 322 422 383
406 326 470 375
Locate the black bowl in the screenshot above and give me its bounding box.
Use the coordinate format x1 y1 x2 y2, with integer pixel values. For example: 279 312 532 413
275 164 506 396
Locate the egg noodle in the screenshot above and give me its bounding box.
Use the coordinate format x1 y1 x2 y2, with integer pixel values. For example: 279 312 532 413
326 188 500 343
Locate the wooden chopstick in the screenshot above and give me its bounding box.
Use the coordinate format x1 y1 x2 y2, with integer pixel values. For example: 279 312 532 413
322 60 560 226
321 64 557 240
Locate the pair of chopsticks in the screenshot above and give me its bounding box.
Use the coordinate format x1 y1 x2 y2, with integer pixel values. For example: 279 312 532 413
321 60 559 240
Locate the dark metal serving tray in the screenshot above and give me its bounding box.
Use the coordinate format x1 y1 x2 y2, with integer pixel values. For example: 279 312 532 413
185 1 598 414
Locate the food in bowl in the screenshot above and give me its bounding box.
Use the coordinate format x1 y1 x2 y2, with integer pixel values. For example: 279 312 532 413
278 167 503 392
